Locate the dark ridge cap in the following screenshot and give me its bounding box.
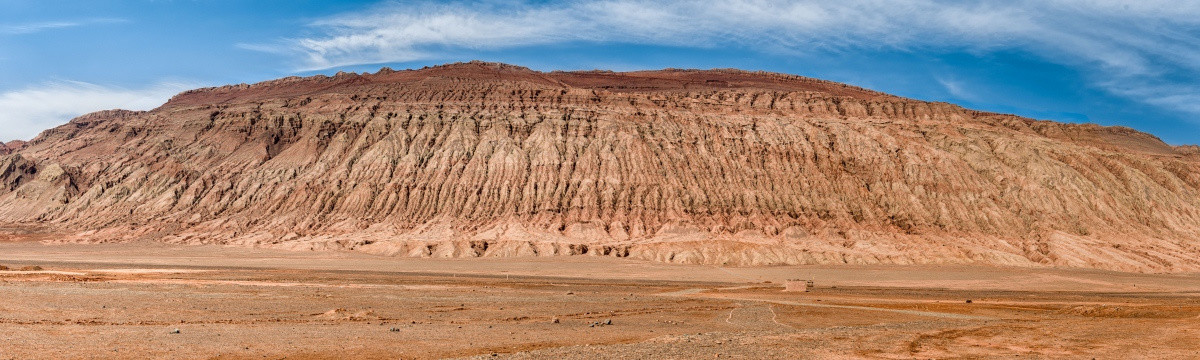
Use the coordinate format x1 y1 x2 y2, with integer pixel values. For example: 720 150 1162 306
68 109 145 124
163 61 551 108
553 69 616 74
164 61 913 108
565 66 904 100
423 60 538 73
1077 123 1171 141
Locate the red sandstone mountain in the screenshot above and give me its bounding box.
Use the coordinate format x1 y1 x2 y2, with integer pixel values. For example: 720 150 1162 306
2 61 1199 272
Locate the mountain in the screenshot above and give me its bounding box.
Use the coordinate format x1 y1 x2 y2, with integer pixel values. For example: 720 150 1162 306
3 61 1199 272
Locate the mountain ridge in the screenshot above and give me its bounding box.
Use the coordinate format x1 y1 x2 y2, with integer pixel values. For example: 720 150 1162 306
3 61 1198 272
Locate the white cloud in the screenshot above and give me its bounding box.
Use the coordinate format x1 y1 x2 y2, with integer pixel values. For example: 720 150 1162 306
1 18 126 35
1 21 81 35
263 1 1175 70
234 42 294 55
1102 81 1200 117
235 0 1200 122
936 77 977 102
0 81 195 142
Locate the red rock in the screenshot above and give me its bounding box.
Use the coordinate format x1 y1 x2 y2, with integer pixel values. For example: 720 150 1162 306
1 61 1198 272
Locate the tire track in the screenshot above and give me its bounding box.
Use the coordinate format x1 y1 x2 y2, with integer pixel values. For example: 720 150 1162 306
658 287 995 321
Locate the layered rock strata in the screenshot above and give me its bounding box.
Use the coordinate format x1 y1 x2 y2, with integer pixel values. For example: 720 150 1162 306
2 61 1198 272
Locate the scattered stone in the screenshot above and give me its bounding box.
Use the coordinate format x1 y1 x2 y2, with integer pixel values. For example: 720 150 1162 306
0 264 8 271
966 299 973 303
169 329 180 334
604 319 612 325
551 317 560 324
389 327 401 332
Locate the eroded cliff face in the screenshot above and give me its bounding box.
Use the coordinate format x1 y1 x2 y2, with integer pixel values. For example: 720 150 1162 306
3 61 1199 272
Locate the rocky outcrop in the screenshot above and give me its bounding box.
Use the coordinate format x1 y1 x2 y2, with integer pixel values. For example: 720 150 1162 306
3 61 1199 272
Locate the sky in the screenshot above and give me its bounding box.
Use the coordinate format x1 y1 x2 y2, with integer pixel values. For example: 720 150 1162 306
1 0 1198 144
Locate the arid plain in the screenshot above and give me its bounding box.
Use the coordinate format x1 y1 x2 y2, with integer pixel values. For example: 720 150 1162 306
1 239 1197 359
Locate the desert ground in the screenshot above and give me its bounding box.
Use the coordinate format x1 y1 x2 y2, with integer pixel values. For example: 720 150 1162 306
1 240 1198 359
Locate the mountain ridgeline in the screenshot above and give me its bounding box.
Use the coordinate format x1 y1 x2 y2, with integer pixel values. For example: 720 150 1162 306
2 61 1199 272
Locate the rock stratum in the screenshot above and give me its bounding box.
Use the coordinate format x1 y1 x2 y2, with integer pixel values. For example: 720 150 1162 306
2 61 1199 272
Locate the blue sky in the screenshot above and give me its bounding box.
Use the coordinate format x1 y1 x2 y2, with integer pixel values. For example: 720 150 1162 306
1 0 1198 145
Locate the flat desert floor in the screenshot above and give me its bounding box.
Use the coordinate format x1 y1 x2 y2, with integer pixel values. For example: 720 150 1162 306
1 241 1198 359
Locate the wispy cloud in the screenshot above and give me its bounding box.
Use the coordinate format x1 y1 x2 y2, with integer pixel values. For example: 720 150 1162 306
239 0 1200 121
0 81 195 142
936 77 978 102
1103 81 1200 117
1 18 126 35
260 1 1197 71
